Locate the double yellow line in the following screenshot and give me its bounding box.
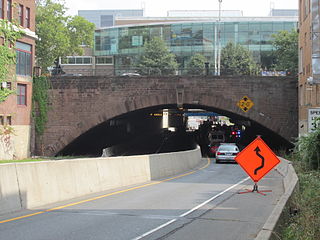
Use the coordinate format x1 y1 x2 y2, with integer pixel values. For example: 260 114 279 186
0 158 211 224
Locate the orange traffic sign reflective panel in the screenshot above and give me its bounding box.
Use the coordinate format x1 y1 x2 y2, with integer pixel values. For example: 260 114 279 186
235 136 280 182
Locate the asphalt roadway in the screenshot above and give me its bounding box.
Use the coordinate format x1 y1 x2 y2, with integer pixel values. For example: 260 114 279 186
0 158 284 240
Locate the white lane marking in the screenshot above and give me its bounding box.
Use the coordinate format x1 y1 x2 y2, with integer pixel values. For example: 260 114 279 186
131 176 250 240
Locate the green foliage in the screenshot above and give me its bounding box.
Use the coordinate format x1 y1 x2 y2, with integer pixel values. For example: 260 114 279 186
281 166 320 240
187 54 207 75
0 20 22 102
220 42 260 76
280 118 320 240
32 76 50 135
36 0 95 72
294 118 320 170
271 30 298 75
137 37 178 75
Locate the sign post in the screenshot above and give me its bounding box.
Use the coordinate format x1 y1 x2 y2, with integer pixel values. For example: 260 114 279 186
235 136 280 195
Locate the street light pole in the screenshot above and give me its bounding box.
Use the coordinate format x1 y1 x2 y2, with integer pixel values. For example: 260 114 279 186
217 0 222 76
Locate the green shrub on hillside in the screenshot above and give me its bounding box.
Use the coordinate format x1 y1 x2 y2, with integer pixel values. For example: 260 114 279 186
294 118 320 170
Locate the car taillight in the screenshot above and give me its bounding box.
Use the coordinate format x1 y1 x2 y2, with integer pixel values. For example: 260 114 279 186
217 152 225 155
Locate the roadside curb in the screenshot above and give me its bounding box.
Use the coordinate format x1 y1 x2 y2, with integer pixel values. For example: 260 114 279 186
255 157 298 240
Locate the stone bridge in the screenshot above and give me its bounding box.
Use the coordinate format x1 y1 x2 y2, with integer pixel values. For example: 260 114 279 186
37 75 297 156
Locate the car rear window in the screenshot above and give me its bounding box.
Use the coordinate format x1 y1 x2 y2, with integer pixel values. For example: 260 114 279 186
219 145 238 151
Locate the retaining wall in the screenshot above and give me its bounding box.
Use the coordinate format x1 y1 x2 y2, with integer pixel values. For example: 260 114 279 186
0 148 201 215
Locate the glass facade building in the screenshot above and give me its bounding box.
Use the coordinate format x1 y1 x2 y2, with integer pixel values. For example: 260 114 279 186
94 18 297 74
78 9 144 28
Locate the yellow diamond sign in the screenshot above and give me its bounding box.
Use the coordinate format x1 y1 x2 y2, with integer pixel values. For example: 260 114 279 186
237 96 254 112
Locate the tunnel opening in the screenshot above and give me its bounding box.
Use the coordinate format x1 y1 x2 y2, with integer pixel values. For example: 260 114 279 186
56 104 294 158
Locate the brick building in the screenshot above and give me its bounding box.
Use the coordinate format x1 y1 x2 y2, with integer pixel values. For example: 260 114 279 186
298 0 320 136
0 0 36 159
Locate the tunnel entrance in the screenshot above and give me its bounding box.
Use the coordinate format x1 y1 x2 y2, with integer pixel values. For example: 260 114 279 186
56 105 293 157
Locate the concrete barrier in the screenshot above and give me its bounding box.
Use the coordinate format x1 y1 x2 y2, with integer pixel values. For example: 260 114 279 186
255 157 298 240
0 148 201 215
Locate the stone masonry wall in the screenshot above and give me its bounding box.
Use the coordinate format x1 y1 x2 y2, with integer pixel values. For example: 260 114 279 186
38 75 297 156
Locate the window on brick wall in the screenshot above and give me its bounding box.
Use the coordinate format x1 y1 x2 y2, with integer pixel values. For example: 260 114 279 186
18 4 23 26
7 0 11 21
17 84 27 105
299 47 303 74
0 116 4 125
25 7 30 28
0 0 3 19
16 42 32 76
6 116 11 125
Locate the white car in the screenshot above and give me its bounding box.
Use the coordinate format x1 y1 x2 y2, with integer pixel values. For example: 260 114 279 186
121 72 141 77
216 143 240 163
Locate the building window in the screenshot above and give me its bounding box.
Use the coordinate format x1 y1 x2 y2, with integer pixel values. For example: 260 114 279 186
6 116 11 125
16 42 32 76
7 0 11 21
60 56 92 65
0 115 4 125
304 0 310 19
0 0 3 19
18 4 23 26
17 84 27 105
96 56 113 65
299 47 303 74
25 7 30 28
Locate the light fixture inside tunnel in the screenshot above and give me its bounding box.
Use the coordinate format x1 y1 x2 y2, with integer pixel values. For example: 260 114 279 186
162 109 169 128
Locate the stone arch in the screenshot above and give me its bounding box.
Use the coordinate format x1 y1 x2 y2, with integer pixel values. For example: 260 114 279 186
40 75 297 156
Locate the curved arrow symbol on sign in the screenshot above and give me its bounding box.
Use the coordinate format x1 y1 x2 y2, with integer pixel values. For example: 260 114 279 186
254 146 264 175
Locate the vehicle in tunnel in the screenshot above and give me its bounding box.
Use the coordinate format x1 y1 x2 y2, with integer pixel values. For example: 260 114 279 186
56 105 294 158
215 143 240 163
208 143 220 157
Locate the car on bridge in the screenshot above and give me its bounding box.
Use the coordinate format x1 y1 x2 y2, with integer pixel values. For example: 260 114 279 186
121 72 141 77
216 143 240 163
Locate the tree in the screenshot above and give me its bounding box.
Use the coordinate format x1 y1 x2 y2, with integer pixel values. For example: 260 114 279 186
137 37 178 75
187 54 207 75
220 42 260 76
36 0 95 72
271 29 298 76
0 20 22 102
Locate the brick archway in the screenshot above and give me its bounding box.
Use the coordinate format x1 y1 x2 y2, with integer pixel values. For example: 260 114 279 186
39 75 297 156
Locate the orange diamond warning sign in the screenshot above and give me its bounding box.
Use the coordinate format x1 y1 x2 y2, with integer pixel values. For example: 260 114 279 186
235 136 280 182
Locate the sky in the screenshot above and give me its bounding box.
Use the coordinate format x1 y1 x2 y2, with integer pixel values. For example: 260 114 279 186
64 0 299 17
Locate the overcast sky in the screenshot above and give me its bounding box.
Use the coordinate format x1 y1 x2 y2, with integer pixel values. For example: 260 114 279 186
64 0 298 17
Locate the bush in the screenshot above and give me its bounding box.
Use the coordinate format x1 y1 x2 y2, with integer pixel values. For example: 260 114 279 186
294 118 320 170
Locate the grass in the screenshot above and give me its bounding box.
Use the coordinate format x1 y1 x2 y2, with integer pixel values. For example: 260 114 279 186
279 154 320 240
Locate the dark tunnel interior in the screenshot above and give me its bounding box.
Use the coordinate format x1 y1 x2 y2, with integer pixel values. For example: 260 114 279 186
56 104 294 157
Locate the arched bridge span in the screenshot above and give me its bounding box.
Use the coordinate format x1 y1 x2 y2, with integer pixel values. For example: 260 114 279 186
38 75 297 156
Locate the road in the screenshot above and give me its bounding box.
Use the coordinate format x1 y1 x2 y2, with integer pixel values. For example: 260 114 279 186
0 159 256 240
